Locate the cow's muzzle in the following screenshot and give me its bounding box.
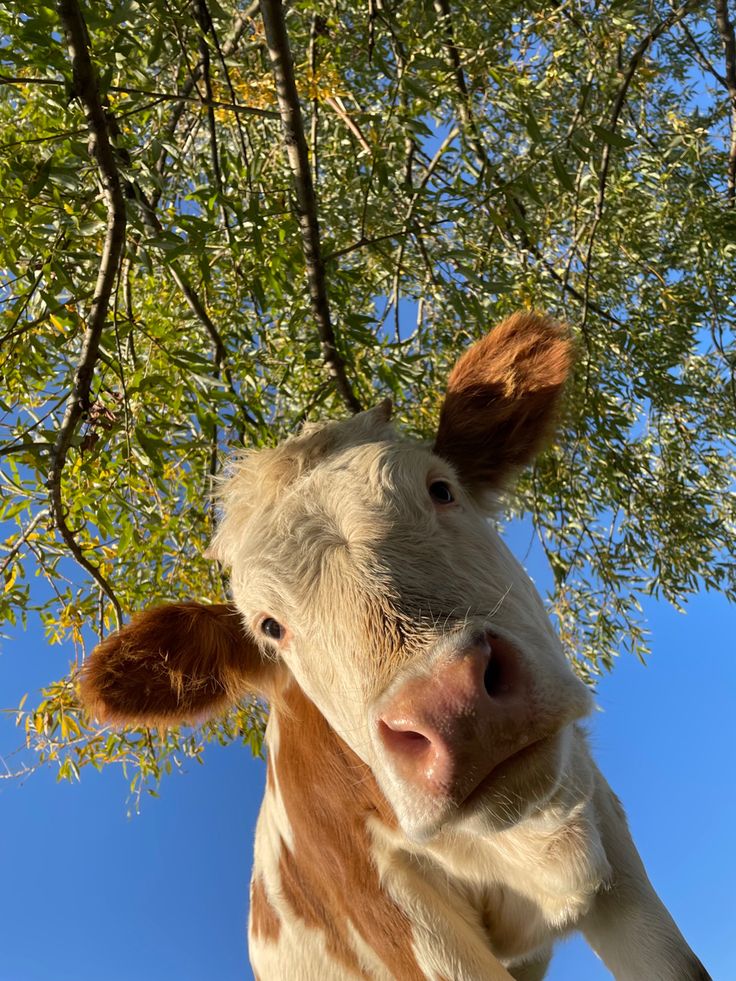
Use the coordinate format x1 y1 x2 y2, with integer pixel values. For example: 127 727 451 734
377 631 541 806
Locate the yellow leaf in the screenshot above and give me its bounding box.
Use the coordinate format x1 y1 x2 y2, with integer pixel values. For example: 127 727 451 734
3 566 17 593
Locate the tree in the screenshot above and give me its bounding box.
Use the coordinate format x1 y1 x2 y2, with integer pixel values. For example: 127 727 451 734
1 0 734 791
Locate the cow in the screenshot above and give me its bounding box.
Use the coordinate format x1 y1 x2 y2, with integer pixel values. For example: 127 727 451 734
80 312 710 980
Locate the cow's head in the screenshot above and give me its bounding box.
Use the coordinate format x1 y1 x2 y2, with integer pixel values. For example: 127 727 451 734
81 312 592 841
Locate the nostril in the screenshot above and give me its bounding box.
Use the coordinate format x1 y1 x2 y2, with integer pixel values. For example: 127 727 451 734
378 719 432 758
483 654 502 696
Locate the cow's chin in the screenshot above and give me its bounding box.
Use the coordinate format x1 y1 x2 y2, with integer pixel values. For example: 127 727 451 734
389 730 569 844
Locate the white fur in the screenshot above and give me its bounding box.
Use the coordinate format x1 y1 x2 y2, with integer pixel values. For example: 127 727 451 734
213 410 708 981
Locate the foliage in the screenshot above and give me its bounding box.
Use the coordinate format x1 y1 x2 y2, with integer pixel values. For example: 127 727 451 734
0 0 734 788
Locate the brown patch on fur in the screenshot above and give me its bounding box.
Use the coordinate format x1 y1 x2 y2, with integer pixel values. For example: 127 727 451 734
434 311 574 490
250 874 281 942
272 684 424 979
79 602 269 726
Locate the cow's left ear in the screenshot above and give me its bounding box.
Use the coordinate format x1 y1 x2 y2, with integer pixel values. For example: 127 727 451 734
433 311 574 493
79 602 268 727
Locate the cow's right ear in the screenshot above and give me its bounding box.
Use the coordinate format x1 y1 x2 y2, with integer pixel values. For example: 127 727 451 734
79 602 268 727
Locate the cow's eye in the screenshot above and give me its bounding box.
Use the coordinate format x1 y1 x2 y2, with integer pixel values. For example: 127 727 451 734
429 480 454 504
261 617 284 640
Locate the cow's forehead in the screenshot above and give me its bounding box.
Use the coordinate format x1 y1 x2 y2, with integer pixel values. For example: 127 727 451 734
211 406 446 568
211 410 481 649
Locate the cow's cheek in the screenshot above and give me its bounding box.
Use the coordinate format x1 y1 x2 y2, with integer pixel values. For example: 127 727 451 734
279 651 377 766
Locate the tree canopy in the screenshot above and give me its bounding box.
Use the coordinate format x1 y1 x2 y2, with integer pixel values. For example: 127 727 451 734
1 0 734 791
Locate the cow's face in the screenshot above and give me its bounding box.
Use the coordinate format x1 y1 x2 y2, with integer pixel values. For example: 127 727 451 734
80 312 592 842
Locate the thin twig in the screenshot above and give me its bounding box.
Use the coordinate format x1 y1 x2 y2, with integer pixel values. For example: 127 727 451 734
580 0 699 330
260 0 362 413
432 0 488 174
112 261 134 465
325 228 411 262
0 74 277 116
383 23 416 189
715 0 736 203
51 0 126 626
0 126 86 150
600 1 699 222
161 0 261 147
677 22 729 89
391 126 459 341
308 13 320 182
129 183 257 431
0 510 49 577
205 12 253 178
193 0 227 214
325 96 372 154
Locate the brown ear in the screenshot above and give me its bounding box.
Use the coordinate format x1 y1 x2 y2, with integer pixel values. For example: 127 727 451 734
434 311 574 491
79 602 267 727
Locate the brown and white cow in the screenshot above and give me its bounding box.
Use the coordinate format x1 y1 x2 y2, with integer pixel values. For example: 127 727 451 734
80 313 710 980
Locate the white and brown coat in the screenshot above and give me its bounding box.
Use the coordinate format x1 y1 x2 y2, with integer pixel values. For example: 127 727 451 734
81 313 710 980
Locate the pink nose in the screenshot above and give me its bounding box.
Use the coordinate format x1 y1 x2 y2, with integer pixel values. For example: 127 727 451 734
378 633 525 802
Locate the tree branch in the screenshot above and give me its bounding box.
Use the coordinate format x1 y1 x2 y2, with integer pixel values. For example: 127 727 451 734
130 184 258 431
193 0 227 212
715 0 736 204
0 75 278 117
259 0 362 414
0 510 50 578
203 8 253 176
581 0 699 329
161 0 261 146
51 0 126 626
677 22 729 89
597 1 700 223
391 126 459 340
432 0 489 175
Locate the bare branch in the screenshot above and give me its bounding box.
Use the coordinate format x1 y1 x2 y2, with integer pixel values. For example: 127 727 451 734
325 96 372 154
308 13 320 181
715 0 736 203
204 9 253 175
372 7 417 187
325 228 412 262
260 0 362 413
51 0 126 626
193 0 226 208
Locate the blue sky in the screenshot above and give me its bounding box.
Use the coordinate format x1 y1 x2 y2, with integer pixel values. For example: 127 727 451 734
1 518 733 980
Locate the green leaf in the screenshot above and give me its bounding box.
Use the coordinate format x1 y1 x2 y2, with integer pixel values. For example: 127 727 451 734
551 152 575 192
524 107 543 143
134 426 164 470
591 124 635 149
26 155 53 199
